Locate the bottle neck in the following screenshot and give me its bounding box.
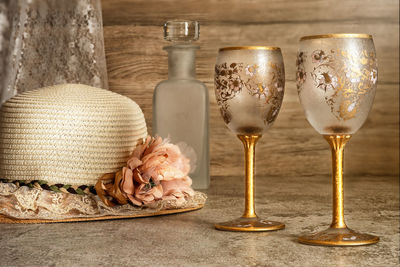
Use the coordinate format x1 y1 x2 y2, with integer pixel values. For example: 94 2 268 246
164 45 198 80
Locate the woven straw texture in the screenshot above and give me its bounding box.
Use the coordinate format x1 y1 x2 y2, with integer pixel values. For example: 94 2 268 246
0 84 147 185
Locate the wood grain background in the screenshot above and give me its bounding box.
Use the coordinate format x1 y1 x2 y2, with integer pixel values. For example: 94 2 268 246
101 0 399 178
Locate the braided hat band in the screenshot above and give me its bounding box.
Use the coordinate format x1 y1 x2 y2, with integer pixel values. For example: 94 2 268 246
0 179 97 195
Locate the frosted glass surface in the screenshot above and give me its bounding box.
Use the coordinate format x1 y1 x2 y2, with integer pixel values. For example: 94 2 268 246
296 36 377 134
153 80 209 189
153 44 209 190
214 48 285 135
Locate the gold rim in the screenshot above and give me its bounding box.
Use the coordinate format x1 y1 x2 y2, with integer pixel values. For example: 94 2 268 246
300 33 372 41
219 46 281 52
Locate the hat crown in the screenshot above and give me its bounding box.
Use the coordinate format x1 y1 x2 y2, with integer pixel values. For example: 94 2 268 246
0 84 147 185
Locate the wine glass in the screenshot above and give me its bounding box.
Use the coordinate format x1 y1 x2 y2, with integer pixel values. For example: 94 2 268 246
296 34 379 246
214 46 285 231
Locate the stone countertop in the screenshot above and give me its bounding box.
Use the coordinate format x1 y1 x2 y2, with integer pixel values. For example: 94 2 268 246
0 175 398 267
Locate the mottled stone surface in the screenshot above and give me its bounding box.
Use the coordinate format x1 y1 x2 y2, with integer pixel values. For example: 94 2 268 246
0 175 398 267
0 0 108 104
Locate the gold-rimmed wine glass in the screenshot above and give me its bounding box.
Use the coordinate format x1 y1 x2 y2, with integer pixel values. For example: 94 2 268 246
214 46 285 232
296 33 379 246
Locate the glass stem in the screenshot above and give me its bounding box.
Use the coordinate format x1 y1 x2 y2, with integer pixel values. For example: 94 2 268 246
238 134 260 218
324 135 351 229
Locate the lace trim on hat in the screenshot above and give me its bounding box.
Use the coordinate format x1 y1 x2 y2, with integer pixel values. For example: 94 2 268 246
0 182 206 220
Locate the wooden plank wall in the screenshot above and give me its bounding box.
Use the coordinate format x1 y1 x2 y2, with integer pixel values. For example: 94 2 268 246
101 0 399 178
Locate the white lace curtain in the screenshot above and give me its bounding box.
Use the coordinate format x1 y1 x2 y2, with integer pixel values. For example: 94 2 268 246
0 0 108 105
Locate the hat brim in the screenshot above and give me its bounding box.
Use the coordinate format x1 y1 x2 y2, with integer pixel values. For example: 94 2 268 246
0 203 204 224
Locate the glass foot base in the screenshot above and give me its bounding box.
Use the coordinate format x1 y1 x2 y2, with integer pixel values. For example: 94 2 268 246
215 217 285 232
298 227 379 246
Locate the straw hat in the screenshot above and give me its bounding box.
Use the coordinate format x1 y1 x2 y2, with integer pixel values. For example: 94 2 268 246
0 84 147 186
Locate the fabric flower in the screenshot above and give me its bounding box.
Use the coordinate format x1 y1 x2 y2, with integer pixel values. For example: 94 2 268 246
96 136 195 207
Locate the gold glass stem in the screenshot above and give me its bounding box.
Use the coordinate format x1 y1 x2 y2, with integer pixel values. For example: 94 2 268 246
324 135 352 229
238 134 260 218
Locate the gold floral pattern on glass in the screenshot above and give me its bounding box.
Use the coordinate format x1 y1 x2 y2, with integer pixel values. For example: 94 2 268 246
215 62 284 125
296 52 307 93
296 48 377 120
214 63 243 123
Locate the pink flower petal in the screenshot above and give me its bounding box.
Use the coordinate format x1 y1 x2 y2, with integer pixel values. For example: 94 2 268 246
127 194 142 206
152 185 164 199
161 176 193 198
142 194 155 202
121 167 134 195
133 168 147 184
127 157 142 170
129 136 152 159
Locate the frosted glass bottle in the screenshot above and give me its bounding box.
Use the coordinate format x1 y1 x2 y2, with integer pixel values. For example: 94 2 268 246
153 21 209 189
